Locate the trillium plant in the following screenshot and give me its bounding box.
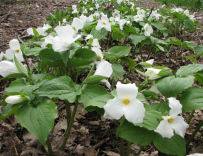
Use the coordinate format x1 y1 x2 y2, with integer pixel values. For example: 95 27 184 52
0 0 203 155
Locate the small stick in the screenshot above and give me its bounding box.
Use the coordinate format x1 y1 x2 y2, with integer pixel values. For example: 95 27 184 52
93 138 110 149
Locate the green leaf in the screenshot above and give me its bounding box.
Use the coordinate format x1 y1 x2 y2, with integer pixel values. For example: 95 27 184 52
156 76 194 98
129 35 146 46
80 85 108 105
84 94 113 109
111 26 128 39
195 71 203 85
182 41 195 50
39 48 65 67
15 99 58 145
194 45 203 56
150 103 170 115
176 64 203 77
24 47 42 56
180 87 203 113
14 56 28 76
0 104 22 121
120 57 136 70
152 21 167 31
184 20 194 32
111 64 125 79
90 27 108 40
153 134 186 156
84 75 107 84
5 79 27 92
168 40 182 46
60 50 70 66
117 119 156 146
36 76 80 103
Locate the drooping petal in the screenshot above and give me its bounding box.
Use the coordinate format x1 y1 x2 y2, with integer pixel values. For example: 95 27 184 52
105 22 111 31
0 61 20 77
170 116 189 138
5 49 15 60
94 60 113 78
145 68 161 80
116 82 138 99
123 98 145 123
103 97 124 120
9 39 20 50
91 47 103 59
101 79 111 89
155 118 174 138
168 97 182 117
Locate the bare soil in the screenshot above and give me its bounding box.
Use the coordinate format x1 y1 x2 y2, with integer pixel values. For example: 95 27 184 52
0 0 203 156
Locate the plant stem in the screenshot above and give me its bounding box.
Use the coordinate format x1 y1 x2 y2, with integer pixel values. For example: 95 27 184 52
186 120 203 147
187 110 195 124
121 69 131 83
127 141 131 156
23 54 31 72
106 32 112 51
137 146 144 156
46 136 54 156
120 138 124 156
61 96 79 151
65 100 71 126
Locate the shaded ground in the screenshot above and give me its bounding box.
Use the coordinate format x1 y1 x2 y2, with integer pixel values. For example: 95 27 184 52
0 0 203 155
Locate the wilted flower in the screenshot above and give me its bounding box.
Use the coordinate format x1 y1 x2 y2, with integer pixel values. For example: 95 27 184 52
5 39 24 62
155 97 189 138
104 82 146 123
5 95 26 105
0 60 20 77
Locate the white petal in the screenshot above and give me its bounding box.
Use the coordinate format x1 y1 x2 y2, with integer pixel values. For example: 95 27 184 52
168 97 182 117
72 18 84 30
123 98 145 123
145 68 161 80
155 118 174 138
9 39 20 50
52 36 65 52
15 51 24 62
105 23 111 31
170 116 189 138
96 21 103 30
94 60 113 77
0 61 20 77
27 28 34 35
0 52 4 60
5 49 15 60
91 47 103 59
116 82 138 99
103 97 124 120
146 59 154 65
5 95 25 104
101 79 111 89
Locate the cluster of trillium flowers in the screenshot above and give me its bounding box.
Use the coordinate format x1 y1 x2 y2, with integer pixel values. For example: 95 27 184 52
0 0 195 140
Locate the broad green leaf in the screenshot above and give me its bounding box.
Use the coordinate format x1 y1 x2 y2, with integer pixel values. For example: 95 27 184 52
36 76 80 103
90 27 108 40
182 41 195 50
184 20 194 32
153 134 186 156
84 75 107 84
111 64 125 79
195 71 203 85
176 64 203 77
120 57 136 70
156 76 194 98
194 45 203 56
15 99 58 145
168 40 182 46
0 104 22 121
60 50 70 66
80 85 108 105
31 74 56 83
150 103 170 115
152 21 166 31
85 94 113 109
129 35 146 46
141 90 159 101
109 46 131 57
39 48 65 67
5 79 27 92
24 47 42 56
111 26 128 39
180 87 203 113
117 119 156 146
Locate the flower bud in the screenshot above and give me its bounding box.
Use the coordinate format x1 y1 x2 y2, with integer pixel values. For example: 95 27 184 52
5 95 26 104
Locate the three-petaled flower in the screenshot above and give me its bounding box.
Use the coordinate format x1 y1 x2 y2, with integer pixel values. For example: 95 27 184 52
104 82 146 123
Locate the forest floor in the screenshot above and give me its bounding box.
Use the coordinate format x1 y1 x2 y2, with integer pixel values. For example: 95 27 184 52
0 0 203 155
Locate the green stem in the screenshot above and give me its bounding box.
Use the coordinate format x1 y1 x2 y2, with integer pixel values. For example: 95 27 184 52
127 141 131 156
81 64 95 86
137 146 144 156
186 120 203 147
23 54 31 72
120 138 124 156
187 110 195 124
111 79 115 91
46 136 54 156
65 100 71 126
61 96 79 151
121 70 131 83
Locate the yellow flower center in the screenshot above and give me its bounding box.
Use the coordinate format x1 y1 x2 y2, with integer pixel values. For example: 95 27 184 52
98 56 101 59
15 49 20 53
123 99 130 105
168 118 174 123
102 22 106 25
73 26 76 31
131 7 134 11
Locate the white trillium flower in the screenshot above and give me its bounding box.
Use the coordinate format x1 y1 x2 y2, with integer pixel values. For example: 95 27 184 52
94 59 113 78
117 0 123 4
95 3 99 9
0 60 20 77
41 34 53 49
155 97 189 138
96 15 111 31
27 24 51 36
187 154 203 156
104 82 146 123
52 25 81 52
80 14 88 24
5 95 26 105
71 18 84 33
143 23 153 36
145 68 161 80
137 9 146 17
5 39 24 62
91 47 103 60
112 9 120 18
118 19 127 30
133 14 144 22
